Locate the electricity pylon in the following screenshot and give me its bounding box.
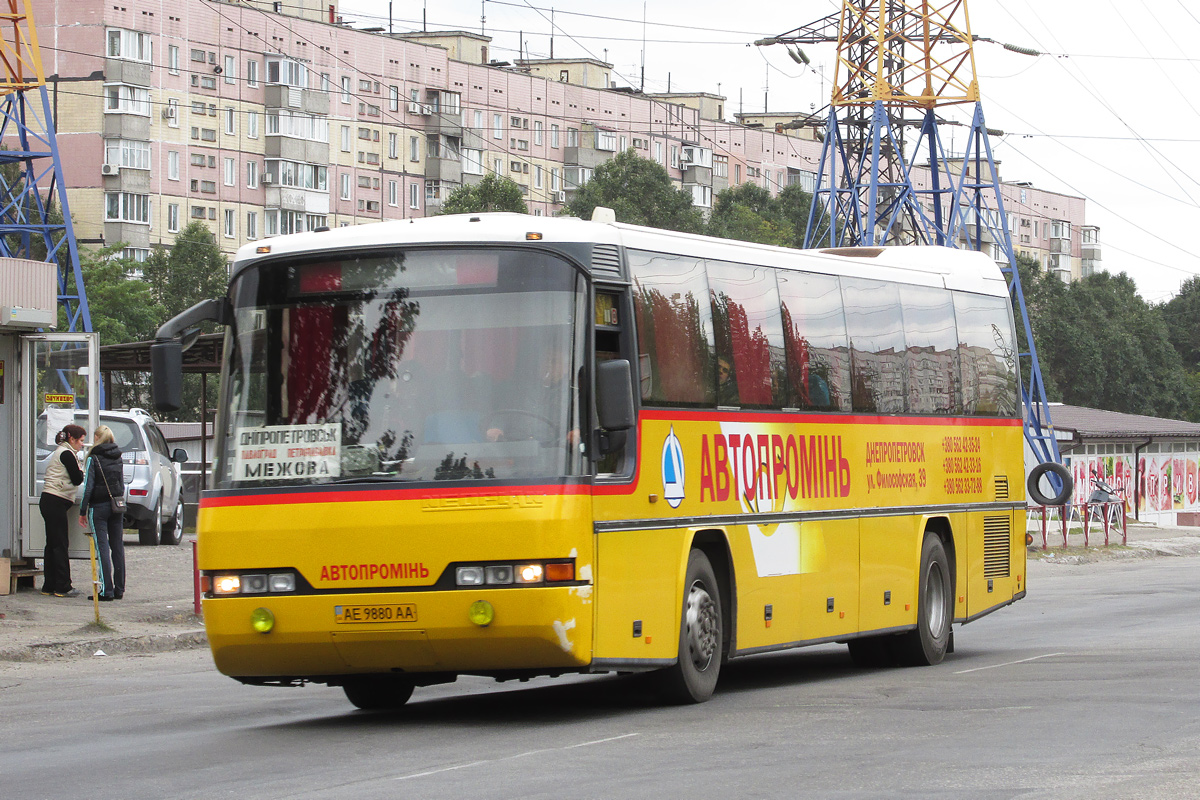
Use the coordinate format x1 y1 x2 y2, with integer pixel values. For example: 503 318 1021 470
759 2 1062 467
0 0 91 334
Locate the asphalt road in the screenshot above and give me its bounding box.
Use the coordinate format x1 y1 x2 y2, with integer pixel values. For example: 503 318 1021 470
2 556 1198 800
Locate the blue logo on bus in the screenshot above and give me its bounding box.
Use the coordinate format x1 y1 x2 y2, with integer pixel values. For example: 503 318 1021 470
662 426 685 508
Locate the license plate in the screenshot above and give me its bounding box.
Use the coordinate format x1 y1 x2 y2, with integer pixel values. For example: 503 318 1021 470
334 604 418 624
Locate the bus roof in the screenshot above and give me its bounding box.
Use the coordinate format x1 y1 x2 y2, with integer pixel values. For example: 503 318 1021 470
233 212 1010 297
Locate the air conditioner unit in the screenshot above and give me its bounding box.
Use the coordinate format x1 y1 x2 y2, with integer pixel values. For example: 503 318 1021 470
419 104 433 115
407 102 421 114
262 173 275 185
101 164 119 176
554 190 566 203
161 106 177 121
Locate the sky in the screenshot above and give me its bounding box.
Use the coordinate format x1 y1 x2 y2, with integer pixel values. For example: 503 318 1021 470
339 0 1200 304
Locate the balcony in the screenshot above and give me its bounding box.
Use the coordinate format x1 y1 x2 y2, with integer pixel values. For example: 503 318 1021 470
264 85 329 115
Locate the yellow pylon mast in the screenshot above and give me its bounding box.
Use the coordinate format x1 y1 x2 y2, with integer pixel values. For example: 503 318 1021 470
759 0 1063 467
0 0 92 333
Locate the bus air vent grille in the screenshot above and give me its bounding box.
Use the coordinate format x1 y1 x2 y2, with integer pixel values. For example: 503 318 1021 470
591 244 622 277
983 516 1011 578
994 476 1009 500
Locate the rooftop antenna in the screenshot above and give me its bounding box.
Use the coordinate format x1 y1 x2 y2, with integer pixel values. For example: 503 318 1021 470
550 8 555 59
480 0 485 35
639 1 646 92
389 1 393 35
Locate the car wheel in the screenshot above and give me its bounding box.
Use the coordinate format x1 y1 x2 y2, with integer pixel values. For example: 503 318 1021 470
160 496 184 546
342 676 415 710
138 499 162 546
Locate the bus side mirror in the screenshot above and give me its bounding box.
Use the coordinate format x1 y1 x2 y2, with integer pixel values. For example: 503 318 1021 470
151 340 183 413
596 359 635 432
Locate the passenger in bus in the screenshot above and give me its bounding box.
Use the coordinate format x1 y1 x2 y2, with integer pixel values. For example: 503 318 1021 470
717 356 739 406
485 348 579 446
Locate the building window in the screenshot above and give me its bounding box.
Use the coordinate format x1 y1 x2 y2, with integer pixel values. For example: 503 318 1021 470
105 138 151 170
223 157 236 186
388 85 399 111
341 76 351 103
409 182 419 209
388 132 399 159
462 148 484 175
388 180 398 207
223 209 235 238
107 28 152 62
167 45 179 74
493 113 503 140
409 135 420 162
535 165 543 189
714 155 728 178
224 55 236 84
246 211 258 240
551 167 560 191
167 150 179 180
247 59 259 87
533 120 543 146
224 107 236 135
341 125 351 152
567 128 579 148
597 130 617 151
104 192 150 223
246 160 258 189
340 172 351 200
167 203 180 232
265 57 308 88
104 84 150 116
551 124 560 148
247 111 259 139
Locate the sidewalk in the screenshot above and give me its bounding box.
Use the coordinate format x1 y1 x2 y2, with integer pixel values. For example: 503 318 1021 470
0 533 205 663
2 522 1199 663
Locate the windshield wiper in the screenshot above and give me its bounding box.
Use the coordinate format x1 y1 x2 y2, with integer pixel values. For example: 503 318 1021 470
326 475 412 484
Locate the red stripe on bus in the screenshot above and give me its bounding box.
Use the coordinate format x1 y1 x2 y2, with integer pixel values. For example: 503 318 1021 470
199 482 592 509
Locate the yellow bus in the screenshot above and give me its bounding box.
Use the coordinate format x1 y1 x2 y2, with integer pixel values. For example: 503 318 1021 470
152 211 1028 708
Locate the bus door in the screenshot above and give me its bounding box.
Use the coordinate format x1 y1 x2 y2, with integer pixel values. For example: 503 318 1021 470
19 333 99 559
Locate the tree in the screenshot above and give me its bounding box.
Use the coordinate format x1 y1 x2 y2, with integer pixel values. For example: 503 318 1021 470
706 183 790 246
437 173 528 214
564 149 704 233
141 223 230 421
142 222 229 324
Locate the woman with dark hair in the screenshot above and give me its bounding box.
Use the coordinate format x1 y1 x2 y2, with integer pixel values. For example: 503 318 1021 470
79 425 126 601
40 423 87 597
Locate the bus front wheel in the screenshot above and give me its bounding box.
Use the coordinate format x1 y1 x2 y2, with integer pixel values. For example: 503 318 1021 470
896 533 953 666
342 676 415 710
657 549 723 704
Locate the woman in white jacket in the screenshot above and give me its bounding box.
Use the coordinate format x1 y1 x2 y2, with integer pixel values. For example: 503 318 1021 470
40 423 86 597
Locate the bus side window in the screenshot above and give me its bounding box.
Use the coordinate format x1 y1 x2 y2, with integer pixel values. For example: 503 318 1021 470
707 260 786 410
595 306 631 476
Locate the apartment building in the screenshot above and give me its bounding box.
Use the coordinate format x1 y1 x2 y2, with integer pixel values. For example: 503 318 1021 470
22 0 1097 278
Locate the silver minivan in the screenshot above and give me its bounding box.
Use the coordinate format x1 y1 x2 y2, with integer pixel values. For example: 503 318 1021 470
36 408 188 545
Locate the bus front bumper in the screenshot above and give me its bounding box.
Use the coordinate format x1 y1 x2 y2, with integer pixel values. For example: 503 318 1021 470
202 586 592 679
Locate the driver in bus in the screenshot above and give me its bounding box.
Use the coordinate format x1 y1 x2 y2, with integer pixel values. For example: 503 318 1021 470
485 347 580 446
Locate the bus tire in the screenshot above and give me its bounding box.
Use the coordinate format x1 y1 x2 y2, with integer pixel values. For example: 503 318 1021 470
342 676 415 710
895 533 953 667
1027 462 1073 506
656 549 723 704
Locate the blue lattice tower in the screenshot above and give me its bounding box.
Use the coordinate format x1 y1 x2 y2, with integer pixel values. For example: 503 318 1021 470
759 3 1061 466
0 0 92 335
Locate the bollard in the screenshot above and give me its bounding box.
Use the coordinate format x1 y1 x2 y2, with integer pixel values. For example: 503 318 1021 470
193 538 202 617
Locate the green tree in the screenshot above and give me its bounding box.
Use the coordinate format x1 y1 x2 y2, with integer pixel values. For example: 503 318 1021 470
142 222 229 323
706 183 790 246
564 149 704 233
437 173 528 214
1160 276 1200 371
141 222 230 421
775 183 820 247
70 243 164 345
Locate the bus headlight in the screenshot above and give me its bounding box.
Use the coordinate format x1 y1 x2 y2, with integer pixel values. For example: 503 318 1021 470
213 575 241 595
515 564 544 584
456 566 485 586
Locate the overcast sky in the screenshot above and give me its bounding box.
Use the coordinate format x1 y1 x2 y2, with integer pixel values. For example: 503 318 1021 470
341 0 1200 303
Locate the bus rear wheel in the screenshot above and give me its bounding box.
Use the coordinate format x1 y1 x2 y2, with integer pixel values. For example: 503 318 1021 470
342 676 415 710
656 549 723 704
895 533 953 666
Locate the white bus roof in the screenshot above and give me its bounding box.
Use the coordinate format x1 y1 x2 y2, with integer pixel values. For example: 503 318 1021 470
233 212 1010 297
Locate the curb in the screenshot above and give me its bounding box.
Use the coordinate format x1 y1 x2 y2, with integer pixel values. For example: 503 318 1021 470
0 629 207 663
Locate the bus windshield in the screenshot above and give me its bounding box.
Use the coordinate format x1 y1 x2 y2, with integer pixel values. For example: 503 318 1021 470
218 247 587 488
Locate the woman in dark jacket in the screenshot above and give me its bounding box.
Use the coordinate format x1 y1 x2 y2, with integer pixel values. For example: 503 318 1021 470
78 425 126 601
40 423 87 597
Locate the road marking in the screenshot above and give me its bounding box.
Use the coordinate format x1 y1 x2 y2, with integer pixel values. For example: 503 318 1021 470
955 652 1065 674
394 733 639 781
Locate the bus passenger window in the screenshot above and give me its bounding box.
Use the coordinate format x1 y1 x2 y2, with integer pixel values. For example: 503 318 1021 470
842 278 906 414
777 272 851 412
899 285 960 414
629 251 715 407
708 261 786 409
955 293 1019 417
